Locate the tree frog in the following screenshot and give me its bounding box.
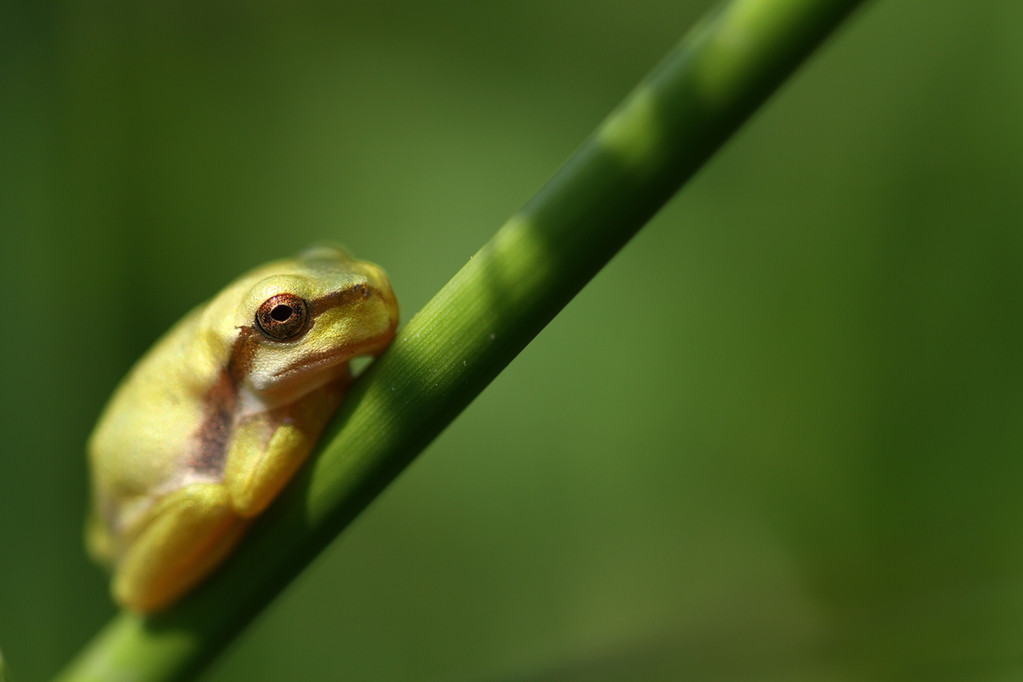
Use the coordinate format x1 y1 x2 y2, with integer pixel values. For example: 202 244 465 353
86 246 399 613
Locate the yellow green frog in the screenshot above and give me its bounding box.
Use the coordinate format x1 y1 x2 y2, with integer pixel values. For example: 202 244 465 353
87 246 398 612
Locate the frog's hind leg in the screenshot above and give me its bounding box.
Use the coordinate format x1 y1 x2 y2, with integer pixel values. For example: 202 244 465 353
114 483 249 613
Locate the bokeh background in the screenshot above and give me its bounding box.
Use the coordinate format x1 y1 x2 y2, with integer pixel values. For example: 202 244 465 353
4 1 1023 680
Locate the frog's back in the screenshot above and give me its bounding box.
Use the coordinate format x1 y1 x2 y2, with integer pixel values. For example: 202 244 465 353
87 306 228 552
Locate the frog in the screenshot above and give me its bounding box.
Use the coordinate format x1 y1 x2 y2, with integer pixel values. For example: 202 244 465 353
86 246 399 613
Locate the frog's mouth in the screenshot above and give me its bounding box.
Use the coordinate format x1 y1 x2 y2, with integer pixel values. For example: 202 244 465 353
254 329 393 403
272 350 352 384
273 329 395 380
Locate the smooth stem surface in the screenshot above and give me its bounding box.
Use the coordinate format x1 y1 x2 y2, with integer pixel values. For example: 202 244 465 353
55 0 866 680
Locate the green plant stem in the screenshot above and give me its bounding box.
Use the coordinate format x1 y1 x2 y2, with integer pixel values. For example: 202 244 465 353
55 0 866 679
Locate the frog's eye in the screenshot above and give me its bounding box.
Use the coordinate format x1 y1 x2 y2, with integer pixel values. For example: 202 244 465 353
256 293 309 340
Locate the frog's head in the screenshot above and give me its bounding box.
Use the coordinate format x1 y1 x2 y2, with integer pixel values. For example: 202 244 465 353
221 246 398 404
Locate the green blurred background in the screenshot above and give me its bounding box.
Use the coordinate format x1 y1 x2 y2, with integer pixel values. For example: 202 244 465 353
4 1 1023 680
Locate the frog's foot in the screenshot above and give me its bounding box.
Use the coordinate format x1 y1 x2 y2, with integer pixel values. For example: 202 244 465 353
113 483 249 613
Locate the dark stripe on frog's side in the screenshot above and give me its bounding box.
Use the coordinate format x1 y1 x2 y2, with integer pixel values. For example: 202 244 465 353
188 327 254 475
187 283 373 474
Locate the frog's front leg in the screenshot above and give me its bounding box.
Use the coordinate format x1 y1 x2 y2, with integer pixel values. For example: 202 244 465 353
224 382 345 517
114 483 249 612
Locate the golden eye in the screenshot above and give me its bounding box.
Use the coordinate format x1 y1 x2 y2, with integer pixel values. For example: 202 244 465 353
255 293 308 340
